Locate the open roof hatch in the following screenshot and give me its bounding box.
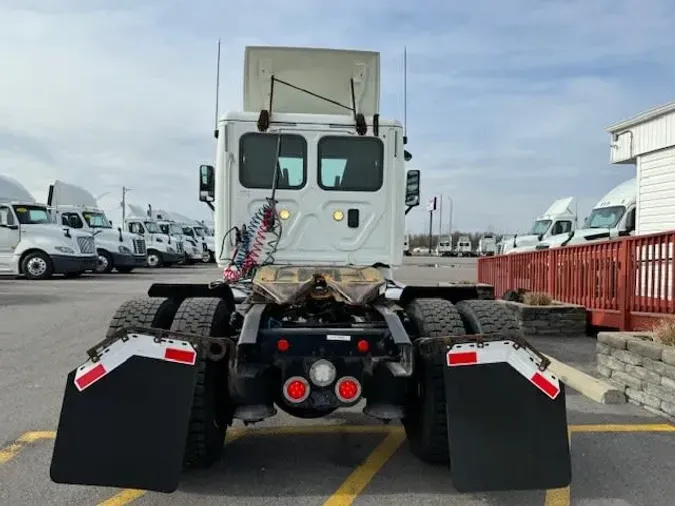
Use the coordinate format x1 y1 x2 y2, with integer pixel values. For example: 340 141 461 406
243 46 381 135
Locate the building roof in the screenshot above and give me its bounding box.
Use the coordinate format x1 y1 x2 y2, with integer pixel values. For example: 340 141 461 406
607 101 675 133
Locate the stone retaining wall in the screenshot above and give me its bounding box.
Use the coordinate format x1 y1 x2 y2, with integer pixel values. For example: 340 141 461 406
597 332 675 419
498 300 587 337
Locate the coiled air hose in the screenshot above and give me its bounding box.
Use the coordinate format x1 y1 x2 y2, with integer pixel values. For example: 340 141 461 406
223 199 280 283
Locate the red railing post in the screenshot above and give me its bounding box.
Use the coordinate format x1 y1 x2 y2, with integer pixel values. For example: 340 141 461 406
507 254 514 295
617 240 631 330
547 249 556 297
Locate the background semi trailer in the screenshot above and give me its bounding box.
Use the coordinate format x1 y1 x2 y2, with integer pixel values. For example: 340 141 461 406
49 45 571 496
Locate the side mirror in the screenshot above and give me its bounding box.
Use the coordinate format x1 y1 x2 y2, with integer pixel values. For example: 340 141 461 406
404 150 412 162
625 209 636 233
199 164 215 203
405 169 420 207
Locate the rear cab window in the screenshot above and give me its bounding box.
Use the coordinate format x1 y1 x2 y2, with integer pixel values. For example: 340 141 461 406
239 133 307 189
318 136 384 192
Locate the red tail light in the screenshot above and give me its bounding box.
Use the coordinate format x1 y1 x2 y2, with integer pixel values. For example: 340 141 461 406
276 339 290 352
335 376 361 403
283 376 310 403
356 339 369 353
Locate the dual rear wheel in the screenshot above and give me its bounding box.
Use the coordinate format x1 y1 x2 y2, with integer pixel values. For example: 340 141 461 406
105 295 519 470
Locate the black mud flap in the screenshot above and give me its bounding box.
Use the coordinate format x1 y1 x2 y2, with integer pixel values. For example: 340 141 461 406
444 362 571 493
50 355 198 493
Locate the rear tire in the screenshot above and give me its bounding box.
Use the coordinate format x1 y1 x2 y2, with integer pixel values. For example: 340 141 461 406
106 297 180 338
454 299 521 335
403 298 465 465
170 297 232 469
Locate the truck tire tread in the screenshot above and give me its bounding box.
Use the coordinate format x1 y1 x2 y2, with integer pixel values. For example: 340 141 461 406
404 298 465 465
454 299 521 335
106 297 179 338
171 297 231 470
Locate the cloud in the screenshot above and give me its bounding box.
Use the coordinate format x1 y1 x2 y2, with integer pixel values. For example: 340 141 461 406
1 0 674 235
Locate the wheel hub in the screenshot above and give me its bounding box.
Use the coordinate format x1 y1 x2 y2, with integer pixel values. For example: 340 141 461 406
96 254 109 272
26 257 47 277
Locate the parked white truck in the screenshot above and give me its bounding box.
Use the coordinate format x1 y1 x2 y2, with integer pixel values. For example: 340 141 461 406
538 178 636 250
152 209 202 265
455 235 474 257
437 238 454 257
0 175 97 279
499 197 576 255
125 204 183 267
478 234 497 256
161 210 214 263
47 180 147 273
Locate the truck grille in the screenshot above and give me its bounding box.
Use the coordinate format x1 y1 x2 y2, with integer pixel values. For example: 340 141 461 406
133 238 147 255
77 236 95 254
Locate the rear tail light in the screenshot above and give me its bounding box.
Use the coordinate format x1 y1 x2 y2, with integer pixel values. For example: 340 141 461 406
356 339 369 353
283 376 310 403
335 376 361 403
276 339 290 352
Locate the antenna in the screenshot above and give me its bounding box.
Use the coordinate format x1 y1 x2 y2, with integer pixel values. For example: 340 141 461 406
213 38 222 139
403 46 408 144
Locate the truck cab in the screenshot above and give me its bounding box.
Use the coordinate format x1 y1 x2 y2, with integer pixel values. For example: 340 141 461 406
437 239 454 257
478 234 496 256
125 204 182 268
501 197 576 254
152 211 197 265
539 178 636 250
47 180 147 273
455 236 473 257
0 175 97 279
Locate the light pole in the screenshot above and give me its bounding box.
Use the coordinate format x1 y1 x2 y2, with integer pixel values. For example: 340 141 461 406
121 186 132 223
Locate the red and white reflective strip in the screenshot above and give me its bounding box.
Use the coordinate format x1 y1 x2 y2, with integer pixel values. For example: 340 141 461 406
446 340 561 400
73 334 197 392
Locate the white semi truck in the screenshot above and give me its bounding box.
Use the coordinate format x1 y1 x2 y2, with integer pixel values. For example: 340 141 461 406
124 204 183 267
478 234 497 256
436 238 454 257
50 45 571 496
158 210 214 263
499 197 577 255
152 209 202 265
455 235 474 257
538 178 636 249
0 175 97 279
47 180 147 273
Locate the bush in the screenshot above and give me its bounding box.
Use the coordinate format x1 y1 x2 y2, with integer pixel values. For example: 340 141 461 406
652 318 675 347
522 292 553 306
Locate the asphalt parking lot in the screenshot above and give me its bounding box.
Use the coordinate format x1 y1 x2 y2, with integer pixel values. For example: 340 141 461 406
1 258 674 506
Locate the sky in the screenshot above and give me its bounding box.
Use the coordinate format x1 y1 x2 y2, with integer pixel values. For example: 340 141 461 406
2 0 675 234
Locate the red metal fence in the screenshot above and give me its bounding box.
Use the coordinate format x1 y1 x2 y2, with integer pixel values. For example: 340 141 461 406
477 230 675 331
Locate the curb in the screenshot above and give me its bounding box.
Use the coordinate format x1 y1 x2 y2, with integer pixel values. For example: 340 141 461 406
543 354 626 405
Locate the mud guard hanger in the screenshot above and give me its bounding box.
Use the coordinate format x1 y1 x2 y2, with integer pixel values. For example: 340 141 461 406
256 75 377 137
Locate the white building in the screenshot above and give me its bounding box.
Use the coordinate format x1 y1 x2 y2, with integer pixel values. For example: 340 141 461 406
608 102 675 235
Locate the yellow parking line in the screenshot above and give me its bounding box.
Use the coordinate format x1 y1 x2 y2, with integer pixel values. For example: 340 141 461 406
544 429 572 506
0 431 55 465
98 425 395 505
322 429 406 506
570 423 675 433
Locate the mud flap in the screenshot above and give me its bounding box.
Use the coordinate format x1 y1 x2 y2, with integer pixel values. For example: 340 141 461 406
444 344 571 493
50 335 199 493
